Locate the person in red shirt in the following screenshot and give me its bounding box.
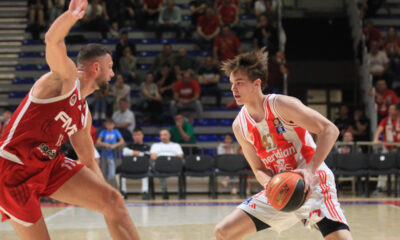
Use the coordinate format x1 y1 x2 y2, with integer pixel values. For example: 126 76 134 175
143 0 163 27
170 69 203 120
213 25 242 62
195 7 221 50
374 79 399 121
363 20 383 49
218 0 239 29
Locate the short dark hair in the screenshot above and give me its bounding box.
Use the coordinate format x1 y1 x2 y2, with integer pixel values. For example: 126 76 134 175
221 47 269 90
104 118 114 124
77 44 111 64
133 127 143 133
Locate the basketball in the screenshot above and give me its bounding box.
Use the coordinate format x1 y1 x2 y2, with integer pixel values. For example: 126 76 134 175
265 172 308 212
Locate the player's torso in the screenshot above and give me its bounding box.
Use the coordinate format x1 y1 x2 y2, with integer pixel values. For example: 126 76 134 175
0 80 88 166
238 94 316 174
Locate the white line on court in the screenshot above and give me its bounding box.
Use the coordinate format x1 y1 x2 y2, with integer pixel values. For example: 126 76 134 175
44 206 74 222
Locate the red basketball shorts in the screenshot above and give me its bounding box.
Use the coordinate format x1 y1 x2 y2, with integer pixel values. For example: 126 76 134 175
0 155 84 226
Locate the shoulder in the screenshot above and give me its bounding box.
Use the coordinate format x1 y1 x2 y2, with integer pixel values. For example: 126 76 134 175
232 115 242 135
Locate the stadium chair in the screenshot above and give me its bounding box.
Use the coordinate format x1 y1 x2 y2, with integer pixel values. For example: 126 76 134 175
150 156 185 199
335 153 369 197
324 152 337 172
368 153 397 196
183 155 216 199
214 154 248 198
116 156 152 198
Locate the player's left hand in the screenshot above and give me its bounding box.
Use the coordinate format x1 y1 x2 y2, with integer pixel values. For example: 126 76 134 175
292 168 314 201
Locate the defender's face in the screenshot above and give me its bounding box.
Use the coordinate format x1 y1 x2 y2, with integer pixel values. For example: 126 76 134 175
230 71 260 105
95 54 114 90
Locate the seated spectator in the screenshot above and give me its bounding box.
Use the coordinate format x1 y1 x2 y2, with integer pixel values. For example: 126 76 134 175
217 133 239 154
169 113 197 154
333 104 353 140
384 27 400 91
213 25 242 62
28 0 46 40
109 74 131 110
174 48 197 79
214 0 240 8
374 79 399 121
140 72 164 123
217 0 240 34
0 108 12 138
115 31 137 70
157 0 182 39
121 0 141 28
149 129 184 199
155 63 177 98
47 0 64 23
143 0 163 28
112 98 136 142
335 131 361 154
349 107 370 142
119 46 140 86
363 21 383 49
101 0 119 38
120 127 151 199
368 40 390 82
170 70 203 120
91 88 108 122
256 0 278 26
152 44 176 73
265 51 289 94
97 118 125 181
253 15 279 55
189 0 207 26
198 56 222 107
195 7 221 51
80 0 110 39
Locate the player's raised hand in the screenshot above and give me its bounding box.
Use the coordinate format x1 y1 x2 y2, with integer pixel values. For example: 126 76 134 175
68 0 88 19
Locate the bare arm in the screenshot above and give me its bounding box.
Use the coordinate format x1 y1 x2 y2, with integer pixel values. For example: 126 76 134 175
373 125 384 143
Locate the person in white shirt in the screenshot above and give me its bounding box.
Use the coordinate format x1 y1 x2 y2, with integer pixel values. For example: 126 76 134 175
112 98 136 142
368 40 390 79
150 129 184 199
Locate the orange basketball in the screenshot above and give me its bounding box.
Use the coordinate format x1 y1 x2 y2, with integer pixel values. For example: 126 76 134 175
265 172 308 212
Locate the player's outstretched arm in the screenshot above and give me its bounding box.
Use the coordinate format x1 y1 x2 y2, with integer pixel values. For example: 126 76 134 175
233 118 272 188
45 0 87 80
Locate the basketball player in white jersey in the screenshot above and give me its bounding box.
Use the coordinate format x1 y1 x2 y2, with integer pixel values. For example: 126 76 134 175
214 49 353 240
0 0 140 239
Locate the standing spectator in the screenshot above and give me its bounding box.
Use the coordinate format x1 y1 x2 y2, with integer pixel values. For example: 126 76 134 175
374 79 399 121
198 56 222 107
115 31 137 70
0 108 12 139
265 51 289 94
174 47 197 79
334 104 354 140
350 107 370 142
119 46 140 86
368 41 390 82
170 70 204 120
195 7 221 51
150 129 184 199
47 0 64 22
155 63 177 98
363 21 383 48
152 44 176 73
109 73 131 110
112 98 136 142
213 25 242 62
120 127 151 199
28 0 47 40
97 118 125 181
80 0 110 39
143 0 163 27
189 0 207 26
253 15 278 55
157 0 182 40
217 0 240 32
140 72 164 123
169 113 197 144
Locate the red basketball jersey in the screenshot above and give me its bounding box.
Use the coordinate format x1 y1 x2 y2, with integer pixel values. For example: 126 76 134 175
0 80 88 167
237 94 316 175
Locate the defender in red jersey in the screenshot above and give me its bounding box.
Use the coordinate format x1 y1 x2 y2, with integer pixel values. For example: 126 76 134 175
0 0 140 239
214 49 353 240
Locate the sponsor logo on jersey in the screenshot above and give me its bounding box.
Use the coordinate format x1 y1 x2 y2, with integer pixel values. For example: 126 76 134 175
37 143 57 160
261 146 297 164
273 118 286 135
55 111 78 137
69 94 77 106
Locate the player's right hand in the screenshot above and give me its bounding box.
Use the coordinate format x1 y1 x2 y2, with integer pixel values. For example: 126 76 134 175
69 0 88 19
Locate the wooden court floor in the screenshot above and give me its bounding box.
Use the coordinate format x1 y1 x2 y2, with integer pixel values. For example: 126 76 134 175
1 196 399 240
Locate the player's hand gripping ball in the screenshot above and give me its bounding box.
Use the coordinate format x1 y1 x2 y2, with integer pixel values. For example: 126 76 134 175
265 172 308 212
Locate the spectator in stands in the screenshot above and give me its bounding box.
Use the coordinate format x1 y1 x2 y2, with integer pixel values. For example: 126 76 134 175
170 70 204 120
217 0 240 32
28 0 46 40
265 51 289 94
0 108 12 138
155 63 177 98
384 27 400 91
97 118 125 181
335 131 361 154
157 0 182 39
122 0 141 28
213 25 242 62
374 79 399 121
80 0 110 39
91 88 108 122
109 73 131 110
150 129 184 199
255 0 278 26
198 56 222 107
112 98 136 142
334 104 353 141
361 0 391 19
140 72 164 123
189 0 207 26
253 15 279 55
350 107 370 142
195 7 221 51
143 0 163 28
217 133 240 194
174 48 197 79
169 113 197 144
115 31 137 70
363 21 383 49
153 43 176 73
120 127 151 199
119 46 140 86
368 41 390 82
47 0 64 22
214 0 239 8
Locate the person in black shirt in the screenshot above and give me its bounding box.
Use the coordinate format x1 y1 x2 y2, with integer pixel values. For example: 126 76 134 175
155 63 177 98
253 15 278 56
198 56 222 107
334 104 354 141
115 31 137 70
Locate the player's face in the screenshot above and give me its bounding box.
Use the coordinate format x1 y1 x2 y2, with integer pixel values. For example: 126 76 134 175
94 54 114 90
133 131 144 143
230 71 260 105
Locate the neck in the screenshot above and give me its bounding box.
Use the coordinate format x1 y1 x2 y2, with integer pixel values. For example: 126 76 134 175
78 72 97 99
245 93 266 122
